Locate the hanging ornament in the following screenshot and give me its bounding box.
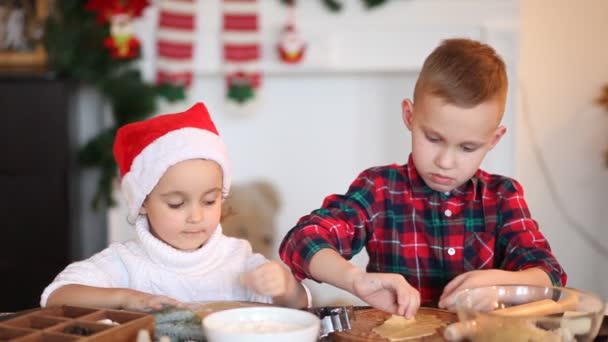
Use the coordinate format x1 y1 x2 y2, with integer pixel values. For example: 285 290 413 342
85 0 149 60
226 71 260 104
222 0 261 110
105 9 139 59
277 24 306 64
155 0 197 88
277 2 306 64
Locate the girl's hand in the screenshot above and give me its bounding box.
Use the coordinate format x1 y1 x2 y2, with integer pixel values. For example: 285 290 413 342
350 269 420 319
121 289 183 311
241 261 291 297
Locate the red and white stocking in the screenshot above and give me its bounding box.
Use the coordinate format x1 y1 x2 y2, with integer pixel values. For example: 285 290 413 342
155 0 196 88
222 0 261 110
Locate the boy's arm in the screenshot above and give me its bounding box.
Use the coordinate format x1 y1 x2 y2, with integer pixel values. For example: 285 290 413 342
46 284 182 311
309 248 420 318
496 179 567 286
278 168 420 316
308 248 363 293
439 179 565 310
279 169 382 281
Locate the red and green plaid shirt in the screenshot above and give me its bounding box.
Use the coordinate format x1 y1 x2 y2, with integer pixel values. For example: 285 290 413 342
279 155 567 306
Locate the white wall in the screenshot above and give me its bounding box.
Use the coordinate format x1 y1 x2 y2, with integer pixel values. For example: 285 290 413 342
519 0 608 299
108 0 522 306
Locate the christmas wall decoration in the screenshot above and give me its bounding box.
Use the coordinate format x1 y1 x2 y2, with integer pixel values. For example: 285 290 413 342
222 0 261 108
277 2 306 64
277 25 306 64
156 0 196 87
85 0 149 59
45 0 185 209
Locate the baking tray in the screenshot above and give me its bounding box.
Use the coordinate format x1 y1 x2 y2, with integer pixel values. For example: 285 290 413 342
0 305 153 341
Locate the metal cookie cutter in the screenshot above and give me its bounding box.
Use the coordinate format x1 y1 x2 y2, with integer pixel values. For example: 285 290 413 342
307 306 355 338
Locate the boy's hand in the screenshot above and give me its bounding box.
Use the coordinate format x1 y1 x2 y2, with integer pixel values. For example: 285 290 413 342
242 261 291 297
438 269 512 310
350 269 420 319
439 268 554 311
121 289 183 312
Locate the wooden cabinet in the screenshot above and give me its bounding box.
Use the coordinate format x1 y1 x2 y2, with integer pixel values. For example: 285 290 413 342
0 73 72 311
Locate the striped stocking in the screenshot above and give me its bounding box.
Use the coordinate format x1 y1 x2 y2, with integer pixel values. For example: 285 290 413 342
155 0 196 88
222 0 261 109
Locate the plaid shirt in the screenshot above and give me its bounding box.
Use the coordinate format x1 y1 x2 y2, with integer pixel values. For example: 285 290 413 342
279 155 567 305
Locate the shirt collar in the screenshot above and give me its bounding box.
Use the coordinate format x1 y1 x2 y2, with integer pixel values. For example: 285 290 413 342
452 174 478 202
407 155 429 199
406 154 478 201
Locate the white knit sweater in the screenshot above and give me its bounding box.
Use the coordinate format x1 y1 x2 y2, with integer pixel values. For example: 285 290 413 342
40 218 272 307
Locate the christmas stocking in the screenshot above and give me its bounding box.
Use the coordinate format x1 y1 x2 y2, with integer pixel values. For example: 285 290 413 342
155 0 196 87
222 0 261 109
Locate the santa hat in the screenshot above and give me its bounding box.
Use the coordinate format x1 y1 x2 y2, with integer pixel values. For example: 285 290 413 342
113 102 231 224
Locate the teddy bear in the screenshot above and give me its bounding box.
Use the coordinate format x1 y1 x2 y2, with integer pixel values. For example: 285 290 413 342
220 180 281 259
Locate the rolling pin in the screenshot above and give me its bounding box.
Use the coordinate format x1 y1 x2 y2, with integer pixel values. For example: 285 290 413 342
444 294 580 341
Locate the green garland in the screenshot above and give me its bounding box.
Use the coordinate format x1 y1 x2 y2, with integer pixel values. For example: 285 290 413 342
45 0 185 209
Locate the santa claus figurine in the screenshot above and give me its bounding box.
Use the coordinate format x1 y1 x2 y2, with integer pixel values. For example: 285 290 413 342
85 0 148 60
277 24 306 64
105 8 140 59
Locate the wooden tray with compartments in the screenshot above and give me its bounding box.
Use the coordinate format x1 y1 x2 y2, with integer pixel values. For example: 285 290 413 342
0 305 154 341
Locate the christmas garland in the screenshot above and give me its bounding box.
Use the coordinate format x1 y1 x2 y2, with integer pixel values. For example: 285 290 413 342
45 0 185 209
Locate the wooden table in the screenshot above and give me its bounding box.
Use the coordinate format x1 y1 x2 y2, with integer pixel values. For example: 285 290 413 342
328 307 456 341
326 307 608 342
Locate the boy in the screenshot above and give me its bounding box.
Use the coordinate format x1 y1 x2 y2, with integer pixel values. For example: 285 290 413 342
279 38 566 318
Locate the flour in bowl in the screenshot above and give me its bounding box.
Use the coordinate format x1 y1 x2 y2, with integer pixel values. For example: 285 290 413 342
221 321 304 334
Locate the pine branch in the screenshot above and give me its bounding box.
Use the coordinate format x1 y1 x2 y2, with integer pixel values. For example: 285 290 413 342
46 0 185 209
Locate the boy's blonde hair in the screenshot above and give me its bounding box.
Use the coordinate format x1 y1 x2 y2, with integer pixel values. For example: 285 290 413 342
414 38 508 111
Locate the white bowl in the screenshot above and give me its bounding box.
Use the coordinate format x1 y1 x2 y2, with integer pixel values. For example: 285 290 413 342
202 307 320 342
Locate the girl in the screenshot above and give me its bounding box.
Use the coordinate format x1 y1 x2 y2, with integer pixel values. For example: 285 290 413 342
42 103 309 311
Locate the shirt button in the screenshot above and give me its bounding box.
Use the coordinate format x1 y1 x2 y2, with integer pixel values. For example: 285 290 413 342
444 209 452 217
447 248 456 256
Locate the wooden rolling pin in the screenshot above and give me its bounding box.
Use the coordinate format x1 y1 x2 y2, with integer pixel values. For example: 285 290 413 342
444 295 580 341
